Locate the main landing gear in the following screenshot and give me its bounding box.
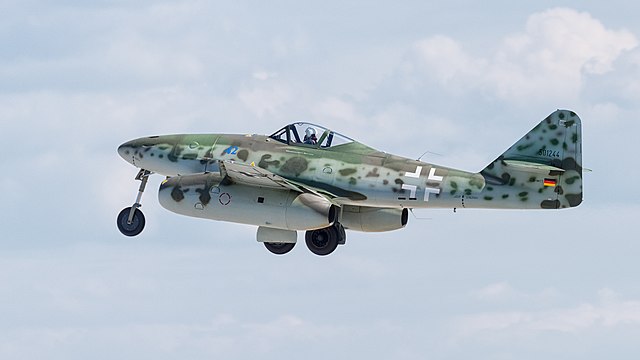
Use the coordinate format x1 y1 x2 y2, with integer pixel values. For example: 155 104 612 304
260 223 347 256
117 169 151 237
304 223 346 256
264 242 296 255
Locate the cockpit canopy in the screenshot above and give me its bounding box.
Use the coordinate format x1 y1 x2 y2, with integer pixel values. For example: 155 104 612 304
269 122 355 149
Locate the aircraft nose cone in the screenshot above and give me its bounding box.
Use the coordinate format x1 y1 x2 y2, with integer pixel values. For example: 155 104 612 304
118 141 135 163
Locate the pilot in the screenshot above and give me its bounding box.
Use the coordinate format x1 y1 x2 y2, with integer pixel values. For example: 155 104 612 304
303 127 317 145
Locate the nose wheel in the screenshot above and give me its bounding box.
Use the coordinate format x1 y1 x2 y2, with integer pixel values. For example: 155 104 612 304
117 207 146 236
117 169 151 237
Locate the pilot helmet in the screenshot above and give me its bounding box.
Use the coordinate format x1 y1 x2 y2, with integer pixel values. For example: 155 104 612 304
305 127 316 138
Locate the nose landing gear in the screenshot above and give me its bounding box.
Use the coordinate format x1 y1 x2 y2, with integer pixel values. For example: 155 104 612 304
117 169 152 237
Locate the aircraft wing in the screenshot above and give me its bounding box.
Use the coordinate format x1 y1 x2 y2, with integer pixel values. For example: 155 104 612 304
219 161 331 200
219 161 301 191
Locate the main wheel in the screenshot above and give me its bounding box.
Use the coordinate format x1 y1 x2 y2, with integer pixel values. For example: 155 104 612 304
117 207 145 237
264 242 295 255
305 226 339 256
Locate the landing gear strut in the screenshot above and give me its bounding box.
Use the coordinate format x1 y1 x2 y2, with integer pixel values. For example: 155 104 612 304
305 223 346 256
117 169 151 237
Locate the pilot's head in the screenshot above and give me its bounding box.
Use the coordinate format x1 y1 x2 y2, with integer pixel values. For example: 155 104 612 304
305 127 316 138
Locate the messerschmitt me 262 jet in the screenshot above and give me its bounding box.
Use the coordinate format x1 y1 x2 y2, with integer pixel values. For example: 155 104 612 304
117 109 583 256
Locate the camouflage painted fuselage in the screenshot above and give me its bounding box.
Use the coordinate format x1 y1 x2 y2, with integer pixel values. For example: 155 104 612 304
118 110 583 211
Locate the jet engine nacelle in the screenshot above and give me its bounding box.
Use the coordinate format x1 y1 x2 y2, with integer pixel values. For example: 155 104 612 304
340 206 408 232
158 173 337 231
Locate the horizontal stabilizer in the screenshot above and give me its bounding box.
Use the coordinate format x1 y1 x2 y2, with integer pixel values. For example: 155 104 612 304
502 160 565 175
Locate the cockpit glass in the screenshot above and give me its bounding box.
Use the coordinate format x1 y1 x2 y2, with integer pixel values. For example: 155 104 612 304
320 131 352 148
269 122 354 148
270 127 289 143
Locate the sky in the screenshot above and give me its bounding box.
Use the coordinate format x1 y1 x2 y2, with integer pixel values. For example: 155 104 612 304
1 1 639 359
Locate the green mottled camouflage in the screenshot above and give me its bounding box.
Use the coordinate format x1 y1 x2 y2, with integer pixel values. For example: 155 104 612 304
118 109 583 211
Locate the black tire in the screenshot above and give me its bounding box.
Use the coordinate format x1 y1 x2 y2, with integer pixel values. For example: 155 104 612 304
305 226 339 256
117 207 145 237
264 242 295 255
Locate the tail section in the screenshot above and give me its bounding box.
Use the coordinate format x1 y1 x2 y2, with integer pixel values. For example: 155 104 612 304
479 110 583 209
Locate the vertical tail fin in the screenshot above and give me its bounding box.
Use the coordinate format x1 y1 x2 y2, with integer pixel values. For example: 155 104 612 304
480 110 583 209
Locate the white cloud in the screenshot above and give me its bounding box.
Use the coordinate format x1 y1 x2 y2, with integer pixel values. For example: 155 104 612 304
473 282 515 301
492 8 637 101
413 35 485 90
252 71 278 81
411 8 638 103
0 314 347 359
454 288 640 338
472 282 560 304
